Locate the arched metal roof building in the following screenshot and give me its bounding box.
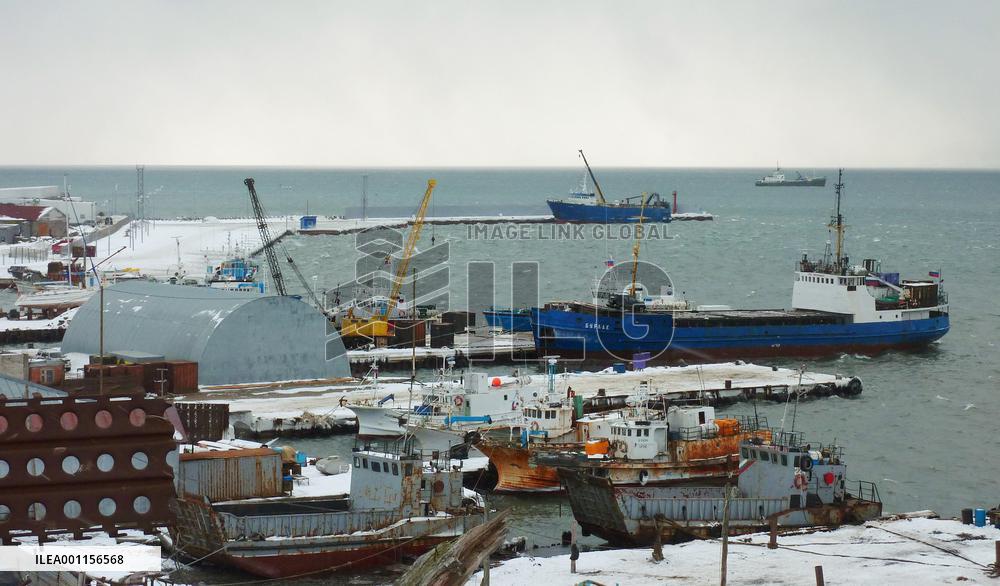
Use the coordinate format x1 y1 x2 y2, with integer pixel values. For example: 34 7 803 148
62 281 350 385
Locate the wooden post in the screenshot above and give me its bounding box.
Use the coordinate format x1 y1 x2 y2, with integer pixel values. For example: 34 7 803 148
995 540 999 569
814 565 825 586
720 485 731 586
570 522 577 573
481 505 490 586
768 517 778 549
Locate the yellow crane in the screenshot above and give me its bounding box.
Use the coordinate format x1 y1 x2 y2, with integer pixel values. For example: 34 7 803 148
629 193 649 297
340 179 437 342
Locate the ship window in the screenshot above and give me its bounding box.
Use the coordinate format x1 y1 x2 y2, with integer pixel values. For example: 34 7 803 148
741 448 749 459
362 458 368 469
392 463 399 476
781 455 788 466
790 494 802 508
771 453 778 463
354 456 361 468
404 464 413 476
504 395 508 401
371 461 380 472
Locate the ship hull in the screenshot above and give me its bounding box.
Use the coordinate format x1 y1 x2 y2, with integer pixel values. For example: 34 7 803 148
532 306 950 360
547 200 672 223
755 178 826 187
476 441 564 493
483 309 533 332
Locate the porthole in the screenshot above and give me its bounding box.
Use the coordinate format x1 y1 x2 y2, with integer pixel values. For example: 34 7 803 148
63 500 82 519
0 460 8 479
0 415 8 434
133 496 151 515
27 458 45 476
94 410 113 429
129 409 146 427
62 455 81 475
28 502 46 521
25 414 43 432
0 505 10 522
60 412 79 431
96 453 114 472
131 452 148 471
98 498 116 517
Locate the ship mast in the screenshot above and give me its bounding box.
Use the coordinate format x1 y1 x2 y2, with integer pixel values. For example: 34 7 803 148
578 149 607 204
830 168 845 273
629 194 649 296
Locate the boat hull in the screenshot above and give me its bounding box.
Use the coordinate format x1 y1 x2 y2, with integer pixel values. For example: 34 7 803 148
547 200 672 223
349 405 407 438
755 178 826 187
561 470 881 546
532 307 950 360
483 309 533 332
476 441 564 493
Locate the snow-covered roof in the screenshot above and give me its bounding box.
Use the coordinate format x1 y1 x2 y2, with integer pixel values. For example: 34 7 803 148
61 281 349 385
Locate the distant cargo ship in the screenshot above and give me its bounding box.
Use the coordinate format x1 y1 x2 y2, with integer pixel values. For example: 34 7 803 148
755 166 826 187
533 170 949 360
547 150 673 223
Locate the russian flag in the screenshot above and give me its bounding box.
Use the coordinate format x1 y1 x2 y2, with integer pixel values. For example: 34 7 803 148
865 276 881 286
606 257 615 267
929 271 941 278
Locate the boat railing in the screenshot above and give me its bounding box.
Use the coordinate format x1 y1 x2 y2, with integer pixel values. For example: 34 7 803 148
851 479 881 503
220 508 403 539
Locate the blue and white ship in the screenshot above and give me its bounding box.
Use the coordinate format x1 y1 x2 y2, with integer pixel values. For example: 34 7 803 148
547 150 672 223
533 170 950 360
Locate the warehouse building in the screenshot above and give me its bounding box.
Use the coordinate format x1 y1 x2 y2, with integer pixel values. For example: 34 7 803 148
62 281 350 385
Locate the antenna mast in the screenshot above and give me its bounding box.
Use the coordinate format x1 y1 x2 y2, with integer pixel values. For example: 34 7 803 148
830 169 845 273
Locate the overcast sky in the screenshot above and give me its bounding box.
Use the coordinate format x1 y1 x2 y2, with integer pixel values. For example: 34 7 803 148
1 1 998 168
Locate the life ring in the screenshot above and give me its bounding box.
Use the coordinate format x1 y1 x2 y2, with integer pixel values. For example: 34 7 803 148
794 473 808 490
453 395 464 407
799 456 813 471
530 421 540 432
639 470 649 486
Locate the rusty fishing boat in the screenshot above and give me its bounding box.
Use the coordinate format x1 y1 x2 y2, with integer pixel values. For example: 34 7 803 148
171 441 483 578
559 431 882 545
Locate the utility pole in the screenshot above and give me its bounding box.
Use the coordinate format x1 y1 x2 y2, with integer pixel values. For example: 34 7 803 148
362 174 369 221
720 484 731 586
136 165 145 242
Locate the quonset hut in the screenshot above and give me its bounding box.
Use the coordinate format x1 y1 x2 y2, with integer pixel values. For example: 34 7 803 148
62 281 350 385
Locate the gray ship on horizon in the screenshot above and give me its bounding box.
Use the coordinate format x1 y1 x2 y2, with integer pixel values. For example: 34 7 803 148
755 166 826 187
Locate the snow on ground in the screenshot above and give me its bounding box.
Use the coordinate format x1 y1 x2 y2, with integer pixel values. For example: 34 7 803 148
471 516 1000 585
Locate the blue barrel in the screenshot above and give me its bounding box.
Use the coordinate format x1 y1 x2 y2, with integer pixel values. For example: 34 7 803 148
613 363 626 374
295 451 307 465
974 508 987 527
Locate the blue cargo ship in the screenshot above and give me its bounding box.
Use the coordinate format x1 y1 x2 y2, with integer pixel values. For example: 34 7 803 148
533 170 950 360
547 150 673 223
483 307 533 332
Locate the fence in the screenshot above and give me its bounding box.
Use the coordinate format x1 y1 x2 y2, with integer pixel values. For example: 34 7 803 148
2 246 49 265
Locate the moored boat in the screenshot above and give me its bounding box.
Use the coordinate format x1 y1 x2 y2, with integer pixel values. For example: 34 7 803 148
533 170 949 361
559 432 882 545
171 441 483 578
482 307 532 332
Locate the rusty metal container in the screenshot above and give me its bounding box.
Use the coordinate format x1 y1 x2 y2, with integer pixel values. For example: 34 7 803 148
142 361 169 394
177 447 283 502
165 360 199 393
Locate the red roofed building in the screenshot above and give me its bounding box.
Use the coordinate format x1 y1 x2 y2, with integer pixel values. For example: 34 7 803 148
0 203 67 238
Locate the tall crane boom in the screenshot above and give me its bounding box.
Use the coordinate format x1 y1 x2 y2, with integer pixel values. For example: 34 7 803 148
383 179 437 319
579 149 607 205
244 178 287 297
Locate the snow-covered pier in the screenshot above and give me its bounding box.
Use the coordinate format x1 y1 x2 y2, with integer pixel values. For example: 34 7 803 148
469 513 1000 585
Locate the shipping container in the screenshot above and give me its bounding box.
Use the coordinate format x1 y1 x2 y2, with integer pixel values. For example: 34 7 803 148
166 360 199 393
142 362 169 395
176 448 283 502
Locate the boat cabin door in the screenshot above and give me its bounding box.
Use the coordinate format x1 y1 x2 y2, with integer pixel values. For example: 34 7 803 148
655 427 667 452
